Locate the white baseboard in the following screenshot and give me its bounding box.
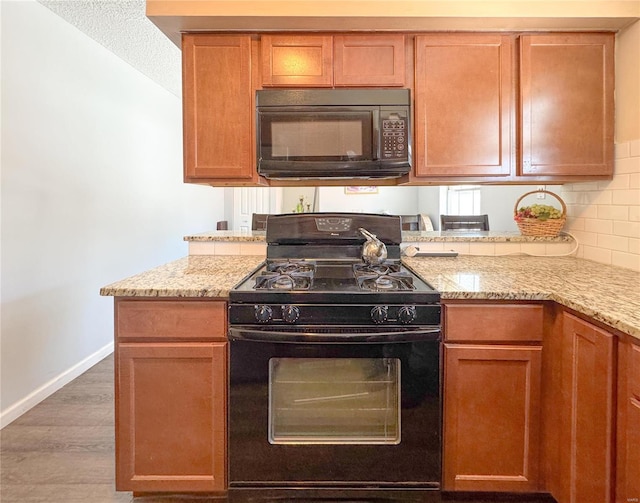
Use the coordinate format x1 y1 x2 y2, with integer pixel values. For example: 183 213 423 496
0 342 114 429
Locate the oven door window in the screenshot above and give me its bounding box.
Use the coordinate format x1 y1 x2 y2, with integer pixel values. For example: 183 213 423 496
268 358 400 445
259 111 374 162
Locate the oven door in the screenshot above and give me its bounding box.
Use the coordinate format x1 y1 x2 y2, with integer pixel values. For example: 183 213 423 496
228 326 441 489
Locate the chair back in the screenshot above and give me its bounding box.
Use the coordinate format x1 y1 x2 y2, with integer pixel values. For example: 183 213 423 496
440 214 490 231
251 213 269 230
400 214 420 231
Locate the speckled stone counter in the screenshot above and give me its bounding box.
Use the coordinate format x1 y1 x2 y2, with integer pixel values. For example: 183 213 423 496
183 230 572 243
100 254 640 340
99 255 265 298
401 230 573 243
404 255 640 339
184 230 266 242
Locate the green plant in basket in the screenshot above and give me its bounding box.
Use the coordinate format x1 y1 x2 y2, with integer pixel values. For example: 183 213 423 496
515 203 563 222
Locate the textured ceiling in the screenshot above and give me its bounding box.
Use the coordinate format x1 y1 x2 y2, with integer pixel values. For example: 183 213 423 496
37 0 181 97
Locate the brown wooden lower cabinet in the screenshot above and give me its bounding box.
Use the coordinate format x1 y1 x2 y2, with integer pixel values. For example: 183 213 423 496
616 340 640 503
557 312 615 503
116 342 227 492
107 296 635 500
114 298 228 493
443 343 542 492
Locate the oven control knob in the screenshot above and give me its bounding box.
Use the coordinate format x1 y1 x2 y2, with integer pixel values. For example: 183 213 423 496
398 305 417 324
371 306 389 324
281 305 300 324
254 305 273 323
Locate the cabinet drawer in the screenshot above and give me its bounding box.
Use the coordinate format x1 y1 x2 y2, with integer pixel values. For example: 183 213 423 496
116 300 227 340
631 342 640 399
445 303 543 342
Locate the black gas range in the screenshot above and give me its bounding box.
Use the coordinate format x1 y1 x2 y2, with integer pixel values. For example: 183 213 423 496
229 212 441 331
227 213 443 498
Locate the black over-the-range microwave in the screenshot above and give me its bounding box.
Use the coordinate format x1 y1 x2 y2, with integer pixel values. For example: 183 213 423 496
256 88 412 180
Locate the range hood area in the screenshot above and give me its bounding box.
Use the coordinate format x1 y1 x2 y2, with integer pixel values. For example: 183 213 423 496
146 0 639 46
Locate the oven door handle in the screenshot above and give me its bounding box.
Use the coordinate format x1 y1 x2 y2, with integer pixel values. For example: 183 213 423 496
228 326 441 344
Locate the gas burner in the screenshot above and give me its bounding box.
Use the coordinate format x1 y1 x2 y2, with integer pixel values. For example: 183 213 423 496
255 272 313 290
373 276 396 290
353 263 415 291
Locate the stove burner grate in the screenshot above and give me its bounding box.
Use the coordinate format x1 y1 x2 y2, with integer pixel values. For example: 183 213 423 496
266 259 316 274
255 260 316 290
353 263 415 292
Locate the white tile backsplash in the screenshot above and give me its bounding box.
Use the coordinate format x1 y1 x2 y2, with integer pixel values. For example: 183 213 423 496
562 138 640 271
612 250 640 270
597 205 629 221
585 218 613 234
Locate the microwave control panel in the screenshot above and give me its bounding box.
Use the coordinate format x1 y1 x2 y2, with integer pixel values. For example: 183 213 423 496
381 113 408 159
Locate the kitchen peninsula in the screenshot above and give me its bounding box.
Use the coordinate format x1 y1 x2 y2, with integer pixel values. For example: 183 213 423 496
183 229 577 257
101 230 640 502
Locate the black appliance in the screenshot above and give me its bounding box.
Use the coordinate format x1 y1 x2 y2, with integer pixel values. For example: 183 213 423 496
228 213 441 499
256 89 412 179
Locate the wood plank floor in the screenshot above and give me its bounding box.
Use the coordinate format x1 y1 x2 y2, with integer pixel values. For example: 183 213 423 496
0 354 132 503
1 354 555 503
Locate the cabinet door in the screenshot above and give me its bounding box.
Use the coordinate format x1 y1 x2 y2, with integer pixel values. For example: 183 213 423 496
520 33 614 177
333 35 405 86
261 35 333 87
443 344 541 492
617 341 640 503
182 35 256 182
116 342 227 492
414 34 514 178
560 313 615 503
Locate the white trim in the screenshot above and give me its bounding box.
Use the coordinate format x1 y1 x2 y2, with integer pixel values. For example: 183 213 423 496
0 342 114 429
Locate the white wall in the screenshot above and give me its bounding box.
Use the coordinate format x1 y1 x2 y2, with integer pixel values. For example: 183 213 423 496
318 186 420 214
0 0 224 427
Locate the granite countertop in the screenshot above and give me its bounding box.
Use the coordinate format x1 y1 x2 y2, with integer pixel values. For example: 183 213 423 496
100 255 266 298
403 255 640 339
183 230 573 243
100 255 640 340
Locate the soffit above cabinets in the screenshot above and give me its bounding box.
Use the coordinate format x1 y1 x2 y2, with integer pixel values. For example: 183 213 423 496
146 0 640 47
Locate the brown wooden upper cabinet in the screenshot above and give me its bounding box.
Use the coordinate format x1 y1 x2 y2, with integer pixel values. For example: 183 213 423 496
261 34 406 87
414 34 515 178
182 34 260 183
180 32 615 186
520 33 614 177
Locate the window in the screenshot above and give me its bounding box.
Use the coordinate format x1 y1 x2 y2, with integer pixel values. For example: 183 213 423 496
439 185 481 215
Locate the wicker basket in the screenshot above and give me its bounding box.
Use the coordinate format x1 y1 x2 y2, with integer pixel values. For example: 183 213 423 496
514 190 567 237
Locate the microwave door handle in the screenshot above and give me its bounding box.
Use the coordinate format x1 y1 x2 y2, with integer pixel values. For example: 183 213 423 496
372 109 380 160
